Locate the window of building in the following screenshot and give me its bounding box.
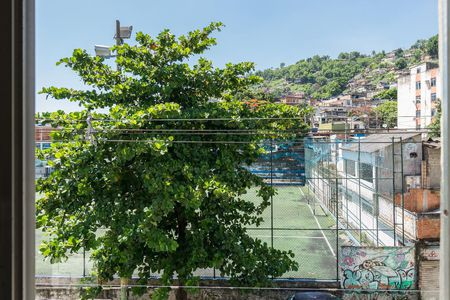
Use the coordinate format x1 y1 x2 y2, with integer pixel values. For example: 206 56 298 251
362 198 374 214
41 142 51 150
416 67 421 73
360 162 373 183
416 95 421 104
432 93 437 101
416 110 421 117
416 81 421 90
431 77 436 87
345 159 356 177
432 108 437 117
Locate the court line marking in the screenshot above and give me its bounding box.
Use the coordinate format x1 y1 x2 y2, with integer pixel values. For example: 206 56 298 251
299 187 336 257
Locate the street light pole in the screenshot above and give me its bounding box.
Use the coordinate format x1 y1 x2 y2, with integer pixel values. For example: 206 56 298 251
116 19 122 46
440 0 450 299
115 20 122 71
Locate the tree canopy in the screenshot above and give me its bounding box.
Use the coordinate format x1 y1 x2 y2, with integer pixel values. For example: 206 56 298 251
374 88 397 100
37 22 309 300
374 101 398 128
429 99 441 138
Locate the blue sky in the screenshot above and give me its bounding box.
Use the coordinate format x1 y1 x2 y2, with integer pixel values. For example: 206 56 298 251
36 0 438 112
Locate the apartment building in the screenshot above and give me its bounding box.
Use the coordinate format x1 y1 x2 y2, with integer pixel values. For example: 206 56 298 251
397 62 440 129
307 133 440 246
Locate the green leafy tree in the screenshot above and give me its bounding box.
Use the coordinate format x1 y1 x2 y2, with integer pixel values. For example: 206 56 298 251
374 101 398 128
429 99 441 138
395 58 407 70
37 22 306 300
394 48 404 58
412 49 422 63
374 88 397 100
426 35 439 58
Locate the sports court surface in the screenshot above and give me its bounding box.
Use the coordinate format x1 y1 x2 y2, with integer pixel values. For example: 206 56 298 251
36 186 340 280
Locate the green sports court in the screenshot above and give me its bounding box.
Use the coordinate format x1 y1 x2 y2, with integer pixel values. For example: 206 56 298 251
36 186 342 280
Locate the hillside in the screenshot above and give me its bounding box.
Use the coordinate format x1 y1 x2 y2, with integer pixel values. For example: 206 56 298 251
250 35 438 100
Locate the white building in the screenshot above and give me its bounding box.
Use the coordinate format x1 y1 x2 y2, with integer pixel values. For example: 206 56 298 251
397 62 440 129
306 133 433 247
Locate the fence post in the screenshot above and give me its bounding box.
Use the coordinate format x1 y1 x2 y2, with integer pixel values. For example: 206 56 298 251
335 176 339 282
270 139 274 249
358 138 362 242
392 137 396 246
400 137 405 245
375 164 379 247
83 247 86 277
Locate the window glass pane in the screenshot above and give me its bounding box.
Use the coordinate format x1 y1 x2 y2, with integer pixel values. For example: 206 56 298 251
360 162 373 183
431 93 437 101
34 1 439 298
345 159 356 176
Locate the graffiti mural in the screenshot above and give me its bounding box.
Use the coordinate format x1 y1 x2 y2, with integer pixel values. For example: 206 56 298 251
340 246 416 290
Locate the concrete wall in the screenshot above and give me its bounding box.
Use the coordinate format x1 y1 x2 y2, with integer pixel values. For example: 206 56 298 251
418 244 440 300
35 277 340 300
340 246 416 290
397 73 416 129
340 194 394 246
423 145 441 190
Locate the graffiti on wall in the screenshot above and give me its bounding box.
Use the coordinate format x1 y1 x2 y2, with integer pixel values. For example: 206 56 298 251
340 246 415 290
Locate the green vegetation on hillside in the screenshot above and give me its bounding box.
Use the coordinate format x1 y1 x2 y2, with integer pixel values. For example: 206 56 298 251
251 35 438 100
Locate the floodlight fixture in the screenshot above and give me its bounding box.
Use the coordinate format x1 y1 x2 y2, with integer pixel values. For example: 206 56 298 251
119 25 133 39
115 20 133 45
94 45 113 58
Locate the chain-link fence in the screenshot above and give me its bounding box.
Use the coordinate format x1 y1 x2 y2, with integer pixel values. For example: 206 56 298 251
36 131 433 294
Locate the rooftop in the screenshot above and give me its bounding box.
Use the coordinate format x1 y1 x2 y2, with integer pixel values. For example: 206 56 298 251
341 132 420 153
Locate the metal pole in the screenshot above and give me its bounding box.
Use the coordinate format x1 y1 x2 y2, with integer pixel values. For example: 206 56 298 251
344 159 349 229
335 176 339 281
400 137 405 245
83 247 86 277
327 143 330 211
439 0 450 298
270 139 274 249
375 165 379 247
358 138 362 242
115 20 122 71
116 19 122 46
392 137 396 246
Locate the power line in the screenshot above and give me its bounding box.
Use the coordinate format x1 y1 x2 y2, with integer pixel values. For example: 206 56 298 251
35 117 311 122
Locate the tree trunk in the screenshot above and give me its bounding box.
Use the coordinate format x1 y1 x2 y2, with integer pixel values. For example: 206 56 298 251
174 203 188 300
175 286 188 300
120 277 129 300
